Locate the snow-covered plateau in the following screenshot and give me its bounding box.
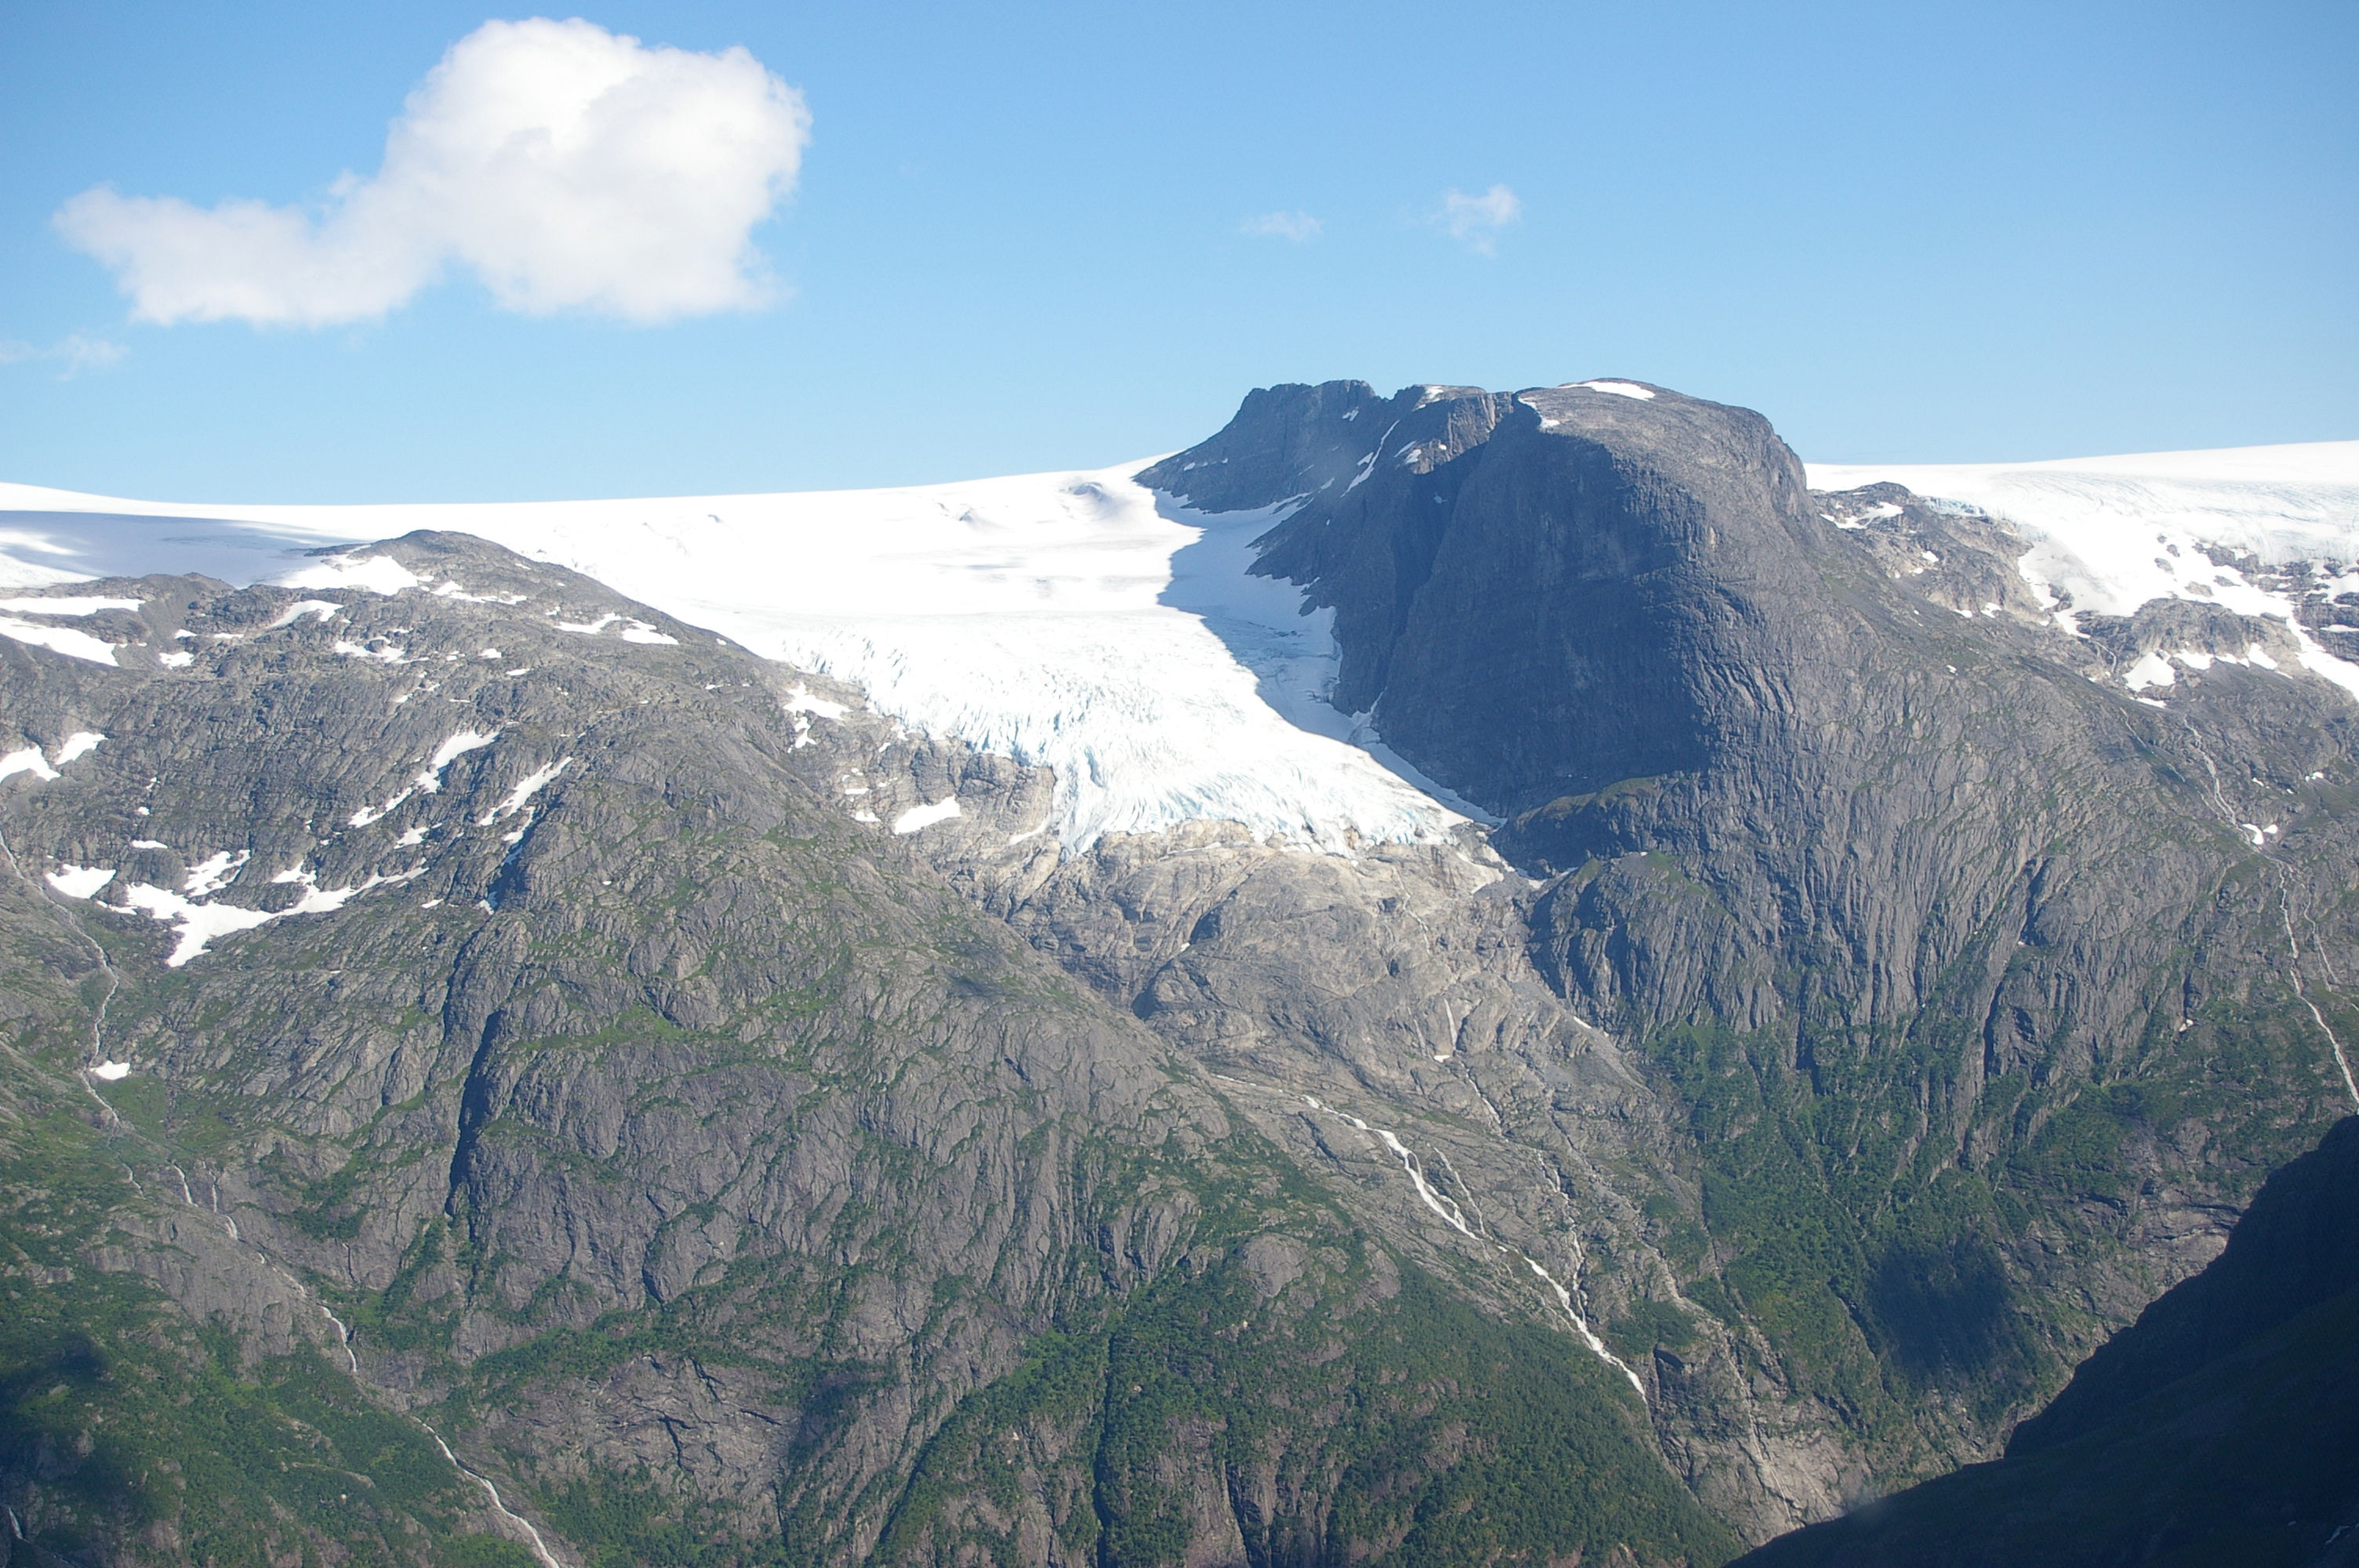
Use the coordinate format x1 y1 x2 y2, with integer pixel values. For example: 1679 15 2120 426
1811 442 2359 690
4 436 2357 854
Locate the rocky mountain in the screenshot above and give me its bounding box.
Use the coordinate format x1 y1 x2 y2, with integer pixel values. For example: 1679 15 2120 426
3 383 2357 1566
1136 379 2359 1497
0 533 1728 1566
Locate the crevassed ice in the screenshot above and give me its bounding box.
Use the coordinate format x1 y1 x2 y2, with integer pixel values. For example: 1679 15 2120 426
0 466 1472 854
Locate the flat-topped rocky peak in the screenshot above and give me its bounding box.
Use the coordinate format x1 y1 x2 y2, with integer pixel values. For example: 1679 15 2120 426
1147 377 1837 814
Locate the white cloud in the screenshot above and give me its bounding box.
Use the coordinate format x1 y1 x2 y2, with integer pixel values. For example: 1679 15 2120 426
0 333 128 378
54 17 810 327
1435 184 1521 255
1241 210 1321 242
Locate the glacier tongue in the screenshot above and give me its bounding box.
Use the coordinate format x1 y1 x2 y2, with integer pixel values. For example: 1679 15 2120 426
0 464 1472 855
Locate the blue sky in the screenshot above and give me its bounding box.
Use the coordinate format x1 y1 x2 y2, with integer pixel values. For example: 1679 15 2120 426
2 0 2353 502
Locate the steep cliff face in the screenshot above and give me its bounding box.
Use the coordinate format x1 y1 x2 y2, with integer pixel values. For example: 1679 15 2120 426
1165 382 1811 805
0 532 1730 1567
1733 1116 2359 1567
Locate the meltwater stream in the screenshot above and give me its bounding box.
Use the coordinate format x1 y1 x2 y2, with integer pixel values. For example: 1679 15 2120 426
1296 1094 1649 1401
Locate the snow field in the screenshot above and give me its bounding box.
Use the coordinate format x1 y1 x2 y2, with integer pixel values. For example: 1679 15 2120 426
1811 442 2359 695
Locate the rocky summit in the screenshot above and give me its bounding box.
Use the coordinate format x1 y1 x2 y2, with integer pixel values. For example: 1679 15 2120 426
4 382 2357 1566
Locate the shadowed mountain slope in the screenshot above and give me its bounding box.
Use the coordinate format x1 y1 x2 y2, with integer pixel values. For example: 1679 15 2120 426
1731 1116 2359 1567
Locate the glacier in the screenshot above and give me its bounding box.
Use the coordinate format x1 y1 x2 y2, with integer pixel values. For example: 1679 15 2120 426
0 466 1471 853
5 437 2356 854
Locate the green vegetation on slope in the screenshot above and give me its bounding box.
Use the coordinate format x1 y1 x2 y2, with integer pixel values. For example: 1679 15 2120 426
0 1057 535 1566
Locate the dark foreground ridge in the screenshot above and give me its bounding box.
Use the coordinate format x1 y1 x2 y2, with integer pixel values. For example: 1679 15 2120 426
1734 1115 2359 1566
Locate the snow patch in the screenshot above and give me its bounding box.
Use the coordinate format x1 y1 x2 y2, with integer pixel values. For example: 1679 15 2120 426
0 617 118 665
348 789 411 827
0 595 141 615
784 684 848 720
2126 643 2295 693
267 599 341 628
0 746 58 783
891 797 961 833
123 866 420 965
416 730 498 791
54 731 103 765
432 581 529 604
182 850 249 896
278 553 423 595
556 611 678 644
46 864 115 898
121 884 278 965
88 1060 131 1081
1573 380 1656 400
478 757 570 823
